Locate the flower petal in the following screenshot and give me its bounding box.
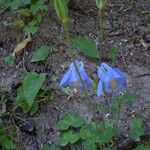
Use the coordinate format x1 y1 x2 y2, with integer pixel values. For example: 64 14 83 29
60 69 72 87
97 81 103 98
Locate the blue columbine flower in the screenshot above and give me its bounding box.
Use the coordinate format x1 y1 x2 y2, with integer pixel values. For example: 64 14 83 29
97 63 127 98
60 60 91 90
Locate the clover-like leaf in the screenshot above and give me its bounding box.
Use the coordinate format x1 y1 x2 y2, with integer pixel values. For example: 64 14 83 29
58 130 79 147
83 141 97 150
57 119 70 131
69 113 85 128
99 126 115 144
80 124 100 143
57 113 85 131
31 45 52 62
73 36 99 58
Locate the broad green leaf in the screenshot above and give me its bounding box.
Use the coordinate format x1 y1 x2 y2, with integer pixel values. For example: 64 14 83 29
123 92 135 104
83 141 97 150
16 85 38 115
23 72 46 107
108 46 117 61
16 86 30 112
30 101 38 116
130 118 144 141
54 0 68 23
74 36 99 58
31 45 52 62
4 54 15 67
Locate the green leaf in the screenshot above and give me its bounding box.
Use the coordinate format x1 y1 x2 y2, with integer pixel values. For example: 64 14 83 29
112 96 121 113
31 45 52 62
16 85 30 112
54 0 68 23
42 144 56 150
73 36 99 58
57 119 70 131
30 101 38 116
18 8 31 17
23 21 38 36
16 85 38 115
23 72 46 107
130 118 144 142
99 126 115 144
70 113 85 128
96 0 105 9
57 113 85 131
123 92 135 104
108 46 117 61
30 0 47 15
58 130 79 146
4 54 15 67
8 19 24 27
80 124 100 143
83 141 97 150
136 145 150 150
11 0 31 10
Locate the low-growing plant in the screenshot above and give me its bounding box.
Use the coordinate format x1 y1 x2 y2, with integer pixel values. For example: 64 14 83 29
1 0 48 36
0 120 16 150
14 72 54 115
31 45 52 62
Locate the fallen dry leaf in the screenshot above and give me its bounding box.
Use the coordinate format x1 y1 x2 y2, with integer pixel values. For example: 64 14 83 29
13 35 32 55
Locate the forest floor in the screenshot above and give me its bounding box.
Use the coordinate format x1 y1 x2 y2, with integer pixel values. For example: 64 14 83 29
0 0 150 149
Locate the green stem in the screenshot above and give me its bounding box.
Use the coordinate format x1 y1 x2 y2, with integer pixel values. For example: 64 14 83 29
63 22 71 52
114 99 121 148
63 21 92 103
99 8 103 51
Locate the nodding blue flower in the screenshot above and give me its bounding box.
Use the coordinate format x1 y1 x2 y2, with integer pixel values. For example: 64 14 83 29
60 60 91 90
97 63 127 98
